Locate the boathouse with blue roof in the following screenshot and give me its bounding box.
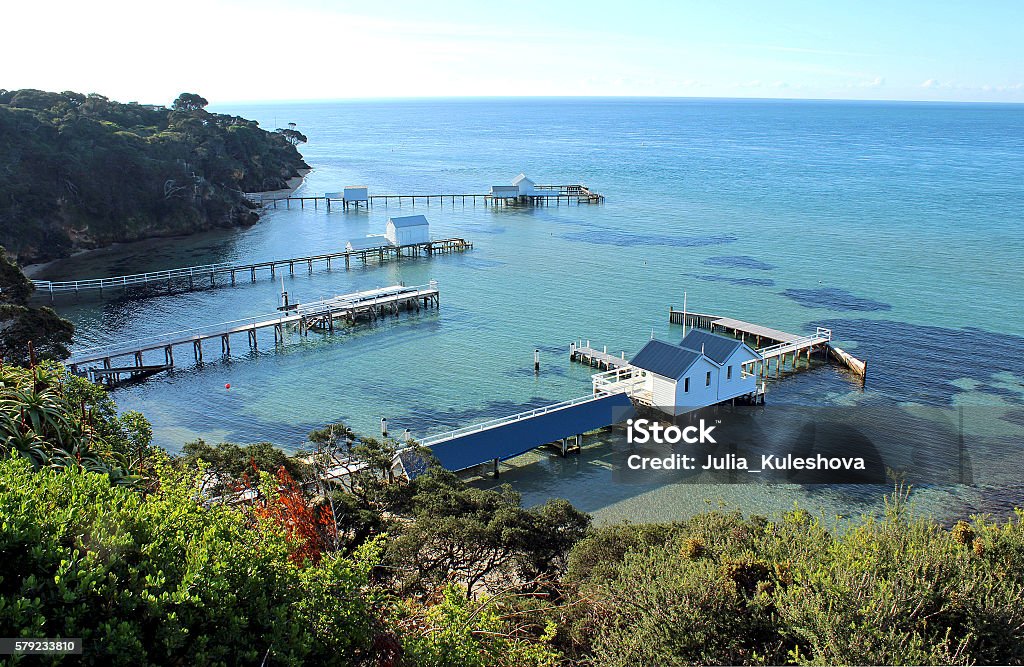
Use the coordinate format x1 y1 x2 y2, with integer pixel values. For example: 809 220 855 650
628 330 761 415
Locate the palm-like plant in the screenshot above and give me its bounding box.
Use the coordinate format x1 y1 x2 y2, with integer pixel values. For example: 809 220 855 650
1 363 138 484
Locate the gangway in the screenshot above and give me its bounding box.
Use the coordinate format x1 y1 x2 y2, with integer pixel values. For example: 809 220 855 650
411 391 636 473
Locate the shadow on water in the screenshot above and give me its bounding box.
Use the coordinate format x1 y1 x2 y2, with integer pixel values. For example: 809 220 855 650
812 318 1024 404
783 287 892 311
703 255 777 271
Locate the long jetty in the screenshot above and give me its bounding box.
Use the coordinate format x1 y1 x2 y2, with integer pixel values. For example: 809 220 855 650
243 184 605 209
31 238 471 299
67 282 440 384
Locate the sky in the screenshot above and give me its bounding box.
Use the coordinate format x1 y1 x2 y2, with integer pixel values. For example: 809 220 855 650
3 0 1023 105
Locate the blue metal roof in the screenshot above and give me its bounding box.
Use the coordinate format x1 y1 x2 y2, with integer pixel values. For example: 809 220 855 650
388 214 428 228
679 329 744 366
629 339 702 379
679 329 761 365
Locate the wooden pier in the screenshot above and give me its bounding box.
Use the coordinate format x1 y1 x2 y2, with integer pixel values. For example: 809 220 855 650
669 308 866 378
244 184 605 210
67 282 440 384
31 238 471 299
569 340 629 370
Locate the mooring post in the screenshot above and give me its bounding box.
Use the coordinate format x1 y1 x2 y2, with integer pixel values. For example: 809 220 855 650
534 349 540 372
381 417 388 438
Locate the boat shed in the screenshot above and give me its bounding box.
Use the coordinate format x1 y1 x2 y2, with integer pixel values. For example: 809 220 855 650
490 185 519 199
343 186 368 203
385 215 430 246
512 173 535 196
346 234 388 251
628 330 761 415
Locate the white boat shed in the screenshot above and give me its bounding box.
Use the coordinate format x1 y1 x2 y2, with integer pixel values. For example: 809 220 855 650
343 186 369 203
627 329 761 415
490 172 536 198
512 173 535 196
385 215 430 246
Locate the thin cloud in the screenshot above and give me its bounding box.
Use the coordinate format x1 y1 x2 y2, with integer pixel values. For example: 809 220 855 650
718 43 883 58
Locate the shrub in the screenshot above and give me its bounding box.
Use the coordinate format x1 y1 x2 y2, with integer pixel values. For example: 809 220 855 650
0 457 381 665
563 501 1024 665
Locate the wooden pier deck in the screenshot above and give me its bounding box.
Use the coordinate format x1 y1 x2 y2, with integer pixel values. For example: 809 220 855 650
569 340 629 370
669 308 866 378
243 184 605 209
67 282 440 384
569 310 866 382
31 238 471 299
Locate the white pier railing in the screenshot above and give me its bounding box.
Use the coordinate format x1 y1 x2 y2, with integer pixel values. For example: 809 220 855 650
757 328 831 361
417 391 617 448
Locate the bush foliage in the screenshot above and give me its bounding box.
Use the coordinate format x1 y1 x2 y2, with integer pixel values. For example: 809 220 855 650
562 500 1024 666
0 457 380 666
2 362 1023 665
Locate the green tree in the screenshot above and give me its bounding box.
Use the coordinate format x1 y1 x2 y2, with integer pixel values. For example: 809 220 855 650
171 92 208 112
179 439 312 497
0 89 308 265
391 468 589 596
275 127 308 146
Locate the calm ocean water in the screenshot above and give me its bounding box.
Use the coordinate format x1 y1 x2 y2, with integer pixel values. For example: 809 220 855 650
40 98 1024 524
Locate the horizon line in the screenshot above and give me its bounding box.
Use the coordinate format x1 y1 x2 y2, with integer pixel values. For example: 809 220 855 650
211 93 1024 107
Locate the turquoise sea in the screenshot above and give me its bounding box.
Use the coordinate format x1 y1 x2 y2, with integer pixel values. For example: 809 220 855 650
38 98 1024 524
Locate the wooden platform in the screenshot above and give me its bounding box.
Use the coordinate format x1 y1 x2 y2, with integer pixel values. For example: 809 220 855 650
669 308 866 378
670 309 801 346
32 238 471 299
569 340 629 370
68 282 440 383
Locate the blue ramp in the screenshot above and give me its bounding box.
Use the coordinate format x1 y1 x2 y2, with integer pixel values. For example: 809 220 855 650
421 392 636 472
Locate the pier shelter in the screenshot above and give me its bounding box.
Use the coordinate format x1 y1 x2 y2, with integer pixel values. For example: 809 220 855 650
489 184 519 198
512 173 535 196
343 186 369 205
386 215 430 245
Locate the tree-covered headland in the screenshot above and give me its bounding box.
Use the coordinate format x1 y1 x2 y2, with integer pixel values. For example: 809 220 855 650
0 89 309 264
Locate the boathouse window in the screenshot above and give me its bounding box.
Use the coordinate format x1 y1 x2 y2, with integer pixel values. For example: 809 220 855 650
684 377 690 392
727 365 732 380
706 371 712 386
